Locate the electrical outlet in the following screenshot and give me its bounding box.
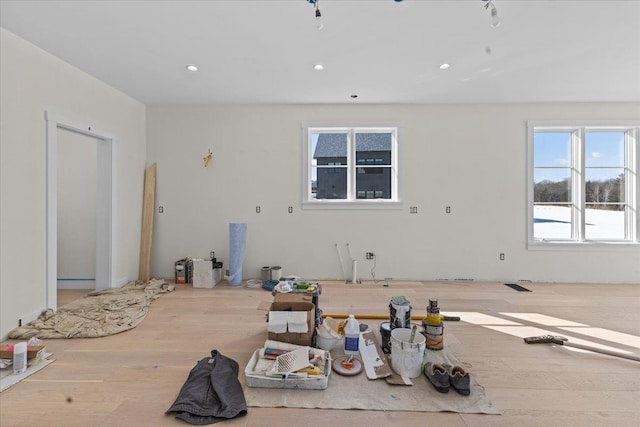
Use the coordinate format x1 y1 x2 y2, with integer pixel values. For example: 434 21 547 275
288 206 293 214
499 253 505 261
410 206 418 214
446 206 451 214
366 252 375 260
256 206 261 213
158 206 164 213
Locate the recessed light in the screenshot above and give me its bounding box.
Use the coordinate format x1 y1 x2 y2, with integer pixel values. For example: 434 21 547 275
186 64 198 72
313 64 324 71
439 63 451 70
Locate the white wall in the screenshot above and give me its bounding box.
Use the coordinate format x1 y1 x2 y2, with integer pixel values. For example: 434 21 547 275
0 29 147 339
57 129 96 290
147 104 640 285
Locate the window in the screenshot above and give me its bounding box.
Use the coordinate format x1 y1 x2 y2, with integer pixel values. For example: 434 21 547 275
303 126 399 209
328 161 342 173
528 121 639 248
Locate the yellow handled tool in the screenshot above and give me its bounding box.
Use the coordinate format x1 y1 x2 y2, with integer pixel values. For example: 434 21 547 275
296 366 321 375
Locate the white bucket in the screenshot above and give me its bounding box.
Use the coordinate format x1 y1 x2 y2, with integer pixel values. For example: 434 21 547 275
316 333 344 351
390 328 426 378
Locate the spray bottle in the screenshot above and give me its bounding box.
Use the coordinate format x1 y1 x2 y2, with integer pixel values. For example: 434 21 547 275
343 314 360 355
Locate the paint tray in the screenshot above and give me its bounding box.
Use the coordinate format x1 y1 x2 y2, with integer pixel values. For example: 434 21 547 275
245 348 331 389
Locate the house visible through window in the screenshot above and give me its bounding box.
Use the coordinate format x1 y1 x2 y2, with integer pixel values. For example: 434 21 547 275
528 122 639 247
303 126 399 208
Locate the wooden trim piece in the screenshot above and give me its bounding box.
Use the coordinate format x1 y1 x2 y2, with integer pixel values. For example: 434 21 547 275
139 163 156 282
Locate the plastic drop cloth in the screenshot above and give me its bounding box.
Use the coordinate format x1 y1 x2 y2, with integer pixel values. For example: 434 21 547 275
8 279 174 339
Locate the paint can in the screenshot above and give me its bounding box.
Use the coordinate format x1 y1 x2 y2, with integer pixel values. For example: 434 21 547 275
260 266 271 282
271 266 282 281
380 322 392 353
424 298 444 350
174 259 187 284
390 327 426 378
424 323 444 350
389 296 411 330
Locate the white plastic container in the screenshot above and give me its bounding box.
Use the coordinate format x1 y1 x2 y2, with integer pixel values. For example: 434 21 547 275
343 314 360 355
390 327 426 378
13 342 27 375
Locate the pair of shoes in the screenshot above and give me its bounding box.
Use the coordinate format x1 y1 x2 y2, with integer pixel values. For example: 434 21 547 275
424 362 471 396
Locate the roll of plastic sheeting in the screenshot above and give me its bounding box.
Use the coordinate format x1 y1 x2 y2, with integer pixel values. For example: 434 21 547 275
229 223 247 286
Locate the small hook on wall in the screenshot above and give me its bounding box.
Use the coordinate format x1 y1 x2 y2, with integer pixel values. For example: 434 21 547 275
203 149 213 167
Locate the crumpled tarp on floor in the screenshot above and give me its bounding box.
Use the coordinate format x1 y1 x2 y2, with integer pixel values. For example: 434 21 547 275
9 279 174 339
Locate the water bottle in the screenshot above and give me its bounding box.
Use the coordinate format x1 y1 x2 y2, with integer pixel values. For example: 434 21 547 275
13 342 27 375
343 314 360 355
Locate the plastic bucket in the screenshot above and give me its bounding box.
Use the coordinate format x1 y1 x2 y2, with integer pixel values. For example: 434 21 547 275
316 333 344 351
390 327 426 378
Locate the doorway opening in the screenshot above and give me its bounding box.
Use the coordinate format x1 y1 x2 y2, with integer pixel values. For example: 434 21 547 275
57 128 97 290
45 111 114 310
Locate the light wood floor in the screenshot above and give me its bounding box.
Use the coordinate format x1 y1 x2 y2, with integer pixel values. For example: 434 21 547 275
1 280 639 426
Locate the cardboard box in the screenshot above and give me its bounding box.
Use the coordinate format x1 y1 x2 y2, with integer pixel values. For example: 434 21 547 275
0 343 45 360
267 301 315 346
244 348 331 389
273 292 314 304
192 259 215 288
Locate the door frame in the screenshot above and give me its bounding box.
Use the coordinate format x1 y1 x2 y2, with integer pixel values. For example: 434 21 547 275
45 111 115 310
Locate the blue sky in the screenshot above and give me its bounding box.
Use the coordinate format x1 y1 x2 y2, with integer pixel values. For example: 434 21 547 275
534 131 625 182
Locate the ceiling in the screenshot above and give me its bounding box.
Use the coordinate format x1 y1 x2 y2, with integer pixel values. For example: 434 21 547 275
1 0 639 105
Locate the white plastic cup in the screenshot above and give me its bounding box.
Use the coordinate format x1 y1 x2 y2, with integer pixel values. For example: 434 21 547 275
13 342 27 375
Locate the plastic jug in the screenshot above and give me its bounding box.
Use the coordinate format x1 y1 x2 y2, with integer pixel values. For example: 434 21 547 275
343 314 360 355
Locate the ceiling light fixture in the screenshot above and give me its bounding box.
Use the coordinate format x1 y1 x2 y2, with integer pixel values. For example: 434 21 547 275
439 63 451 70
186 64 198 72
313 64 324 71
483 0 501 28
307 0 323 30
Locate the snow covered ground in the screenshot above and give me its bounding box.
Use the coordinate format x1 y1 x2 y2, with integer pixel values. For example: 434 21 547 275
534 205 625 240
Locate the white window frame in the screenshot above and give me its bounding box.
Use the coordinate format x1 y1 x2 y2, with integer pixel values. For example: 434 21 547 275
527 120 640 251
302 124 401 210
